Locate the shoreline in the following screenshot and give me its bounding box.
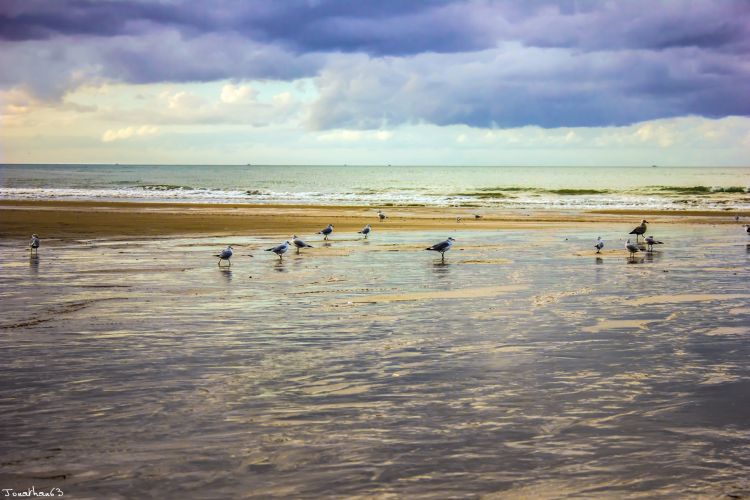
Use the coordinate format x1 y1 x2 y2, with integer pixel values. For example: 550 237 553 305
1 199 748 238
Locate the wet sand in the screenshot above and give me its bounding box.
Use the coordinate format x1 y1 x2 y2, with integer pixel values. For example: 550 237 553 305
1 212 750 498
1 199 748 238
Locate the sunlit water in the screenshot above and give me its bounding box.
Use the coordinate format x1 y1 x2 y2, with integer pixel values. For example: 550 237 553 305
2 164 749 210
1 225 749 498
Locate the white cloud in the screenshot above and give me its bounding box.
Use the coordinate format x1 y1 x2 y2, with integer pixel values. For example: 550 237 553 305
375 130 393 141
316 129 363 142
165 91 206 110
272 91 293 108
634 123 675 148
220 83 257 104
102 125 158 142
314 129 395 142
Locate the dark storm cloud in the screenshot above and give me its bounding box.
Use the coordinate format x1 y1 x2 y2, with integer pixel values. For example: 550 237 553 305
1 0 748 128
3 0 748 53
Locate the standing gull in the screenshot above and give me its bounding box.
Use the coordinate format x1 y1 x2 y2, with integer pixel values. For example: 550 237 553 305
377 210 388 222
292 235 313 254
215 245 233 267
266 241 290 260
317 224 334 240
625 239 640 259
745 225 750 235
426 237 455 262
645 235 663 252
594 236 604 254
629 219 649 242
358 224 372 239
29 234 40 255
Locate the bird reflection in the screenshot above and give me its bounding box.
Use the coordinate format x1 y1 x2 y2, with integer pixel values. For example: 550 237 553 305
29 255 40 275
595 257 604 265
274 259 287 272
431 260 451 277
322 242 332 248
219 267 232 282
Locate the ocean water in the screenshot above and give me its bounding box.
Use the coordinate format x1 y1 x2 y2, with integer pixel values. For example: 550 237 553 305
1 164 749 210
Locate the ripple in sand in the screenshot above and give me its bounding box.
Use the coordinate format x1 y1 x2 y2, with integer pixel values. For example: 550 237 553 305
629 293 750 306
458 258 513 265
299 383 373 396
702 326 749 336
533 287 594 307
340 284 527 304
581 318 662 333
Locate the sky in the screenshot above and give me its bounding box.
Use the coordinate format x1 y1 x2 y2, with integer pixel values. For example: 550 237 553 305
1 0 749 166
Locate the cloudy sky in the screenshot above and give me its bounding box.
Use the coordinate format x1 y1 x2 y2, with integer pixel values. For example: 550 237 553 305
1 0 749 165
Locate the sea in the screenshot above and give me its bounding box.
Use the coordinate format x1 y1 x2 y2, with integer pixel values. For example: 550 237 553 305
1 164 749 210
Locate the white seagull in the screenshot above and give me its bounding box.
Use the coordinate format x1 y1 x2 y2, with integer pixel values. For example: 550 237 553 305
29 234 40 255
358 224 372 239
744 224 750 234
595 236 604 254
377 210 387 222
317 224 334 240
266 241 290 260
426 237 455 262
215 245 233 267
292 235 313 254
625 239 640 258
645 235 664 252
629 219 648 242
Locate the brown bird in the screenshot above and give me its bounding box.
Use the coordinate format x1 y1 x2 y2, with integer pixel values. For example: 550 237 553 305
629 219 648 242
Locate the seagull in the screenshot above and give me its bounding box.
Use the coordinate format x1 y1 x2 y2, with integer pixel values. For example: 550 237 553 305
645 235 663 252
474 214 482 219
266 241 290 260
625 239 640 258
426 237 455 262
358 224 372 239
29 234 40 255
595 236 604 254
292 235 313 254
377 210 387 222
317 224 334 240
629 219 648 242
745 225 750 235
215 245 233 267
456 216 462 223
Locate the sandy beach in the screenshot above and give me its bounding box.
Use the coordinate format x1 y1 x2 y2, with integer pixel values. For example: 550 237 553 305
1 202 749 498
1 200 748 239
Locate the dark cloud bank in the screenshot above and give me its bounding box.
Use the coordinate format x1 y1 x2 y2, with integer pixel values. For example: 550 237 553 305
1 0 748 129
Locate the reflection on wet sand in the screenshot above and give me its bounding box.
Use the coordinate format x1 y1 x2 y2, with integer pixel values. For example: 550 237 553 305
1 225 749 498
29 255 40 275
